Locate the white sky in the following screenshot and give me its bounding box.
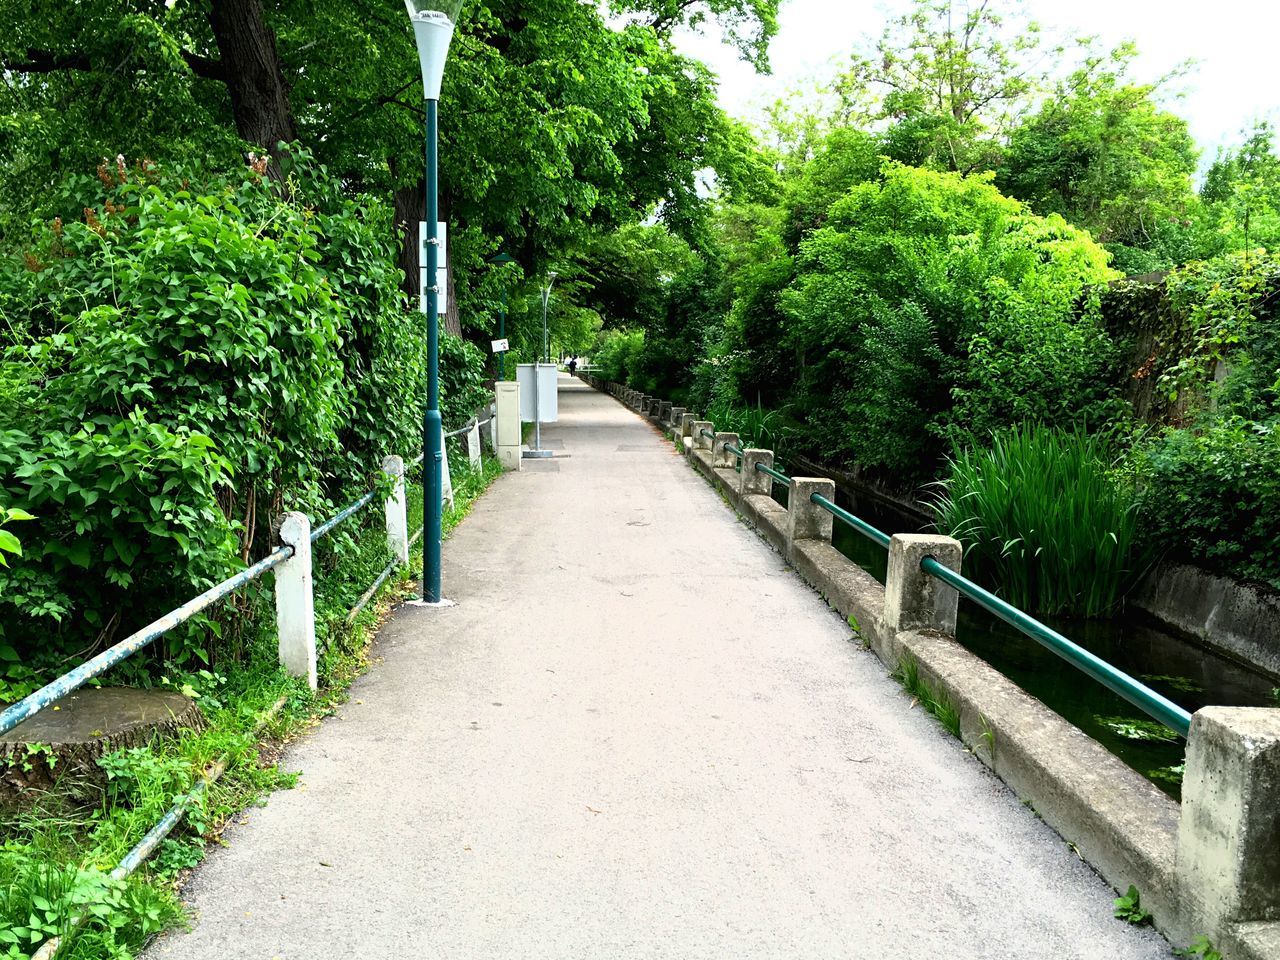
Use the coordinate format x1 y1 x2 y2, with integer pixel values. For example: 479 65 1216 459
673 0 1280 159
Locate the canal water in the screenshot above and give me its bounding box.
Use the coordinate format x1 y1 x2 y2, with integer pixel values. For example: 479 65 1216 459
766 475 1276 799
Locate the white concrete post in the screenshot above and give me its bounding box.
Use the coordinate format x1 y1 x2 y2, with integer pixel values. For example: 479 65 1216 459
692 421 714 451
740 449 774 496
883 534 963 636
382 455 409 567
785 478 835 548
466 422 482 470
678 413 697 439
659 401 673 423
669 407 686 437
712 432 740 469
1177 707 1280 935
274 512 317 691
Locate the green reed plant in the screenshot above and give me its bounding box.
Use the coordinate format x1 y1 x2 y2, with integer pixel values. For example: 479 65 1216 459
933 424 1151 618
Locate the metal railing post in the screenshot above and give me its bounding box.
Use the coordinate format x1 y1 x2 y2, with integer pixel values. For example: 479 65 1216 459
274 512 318 690
382 455 409 567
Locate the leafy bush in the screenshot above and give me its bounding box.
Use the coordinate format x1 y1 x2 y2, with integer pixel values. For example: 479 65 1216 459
0 155 483 671
592 328 645 384
1139 418 1280 588
781 163 1117 484
933 424 1150 617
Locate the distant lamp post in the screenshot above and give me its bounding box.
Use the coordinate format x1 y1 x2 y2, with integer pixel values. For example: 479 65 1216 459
406 0 463 604
487 252 515 380
541 271 557 363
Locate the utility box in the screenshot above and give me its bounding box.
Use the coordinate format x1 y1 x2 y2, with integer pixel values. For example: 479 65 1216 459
494 380 522 471
516 363 559 423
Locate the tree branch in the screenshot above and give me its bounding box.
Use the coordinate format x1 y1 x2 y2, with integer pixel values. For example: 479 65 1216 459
8 46 225 82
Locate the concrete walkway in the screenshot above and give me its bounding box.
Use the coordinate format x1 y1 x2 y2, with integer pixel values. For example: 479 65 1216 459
146 377 1168 959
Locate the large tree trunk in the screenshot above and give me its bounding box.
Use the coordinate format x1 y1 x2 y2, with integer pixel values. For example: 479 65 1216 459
393 177 461 336
209 0 297 158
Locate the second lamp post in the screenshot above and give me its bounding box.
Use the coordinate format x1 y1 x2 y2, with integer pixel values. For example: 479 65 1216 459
406 0 462 604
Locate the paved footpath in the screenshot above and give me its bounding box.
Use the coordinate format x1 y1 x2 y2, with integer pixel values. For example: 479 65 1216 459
146 377 1168 960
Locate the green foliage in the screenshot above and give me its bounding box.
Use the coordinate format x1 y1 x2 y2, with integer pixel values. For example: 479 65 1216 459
0 155 475 669
1176 937 1223 960
894 654 962 739
0 507 33 567
783 163 1116 482
593 329 647 385
1113 885 1152 926
933 425 1149 617
1138 417 1280 589
836 0 1047 173
998 44 1200 264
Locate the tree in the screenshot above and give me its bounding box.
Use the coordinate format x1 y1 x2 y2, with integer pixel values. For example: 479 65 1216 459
997 44 1200 268
1200 122 1280 257
833 0 1048 173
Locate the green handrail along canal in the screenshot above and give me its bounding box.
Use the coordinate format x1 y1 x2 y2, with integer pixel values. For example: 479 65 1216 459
739 456 1191 738
810 492 892 550
920 557 1193 737
753 461 792 486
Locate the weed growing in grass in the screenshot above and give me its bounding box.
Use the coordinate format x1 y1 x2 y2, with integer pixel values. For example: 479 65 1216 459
1113 885 1152 925
979 714 996 760
893 655 962 738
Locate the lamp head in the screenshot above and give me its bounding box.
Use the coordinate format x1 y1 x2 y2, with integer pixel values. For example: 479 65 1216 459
405 0 463 100
487 252 515 265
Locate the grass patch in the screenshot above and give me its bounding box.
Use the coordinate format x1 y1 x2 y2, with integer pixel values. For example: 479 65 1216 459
893 654 962 739
0 453 503 959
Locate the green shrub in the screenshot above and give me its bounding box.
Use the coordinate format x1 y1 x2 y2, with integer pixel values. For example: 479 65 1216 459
593 328 645 384
0 154 483 672
1139 418 1280 589
781 163 1117 484
933 424 1150 617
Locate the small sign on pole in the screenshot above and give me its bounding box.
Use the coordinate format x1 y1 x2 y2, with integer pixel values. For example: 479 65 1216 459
419 221 449 315
491 338 510 353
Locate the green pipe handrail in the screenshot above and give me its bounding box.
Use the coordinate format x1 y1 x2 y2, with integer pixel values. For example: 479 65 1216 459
699 428 716 441
920 556 1193 737
725 442 745 458
810 493 892 550
753 461 791 486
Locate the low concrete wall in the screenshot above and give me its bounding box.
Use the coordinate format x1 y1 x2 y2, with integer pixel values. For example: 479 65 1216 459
1133 563 1280 680
689 434 1188 943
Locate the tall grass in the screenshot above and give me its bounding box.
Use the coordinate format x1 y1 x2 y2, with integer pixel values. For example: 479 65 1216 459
932 424 1150 618
705 400 782 451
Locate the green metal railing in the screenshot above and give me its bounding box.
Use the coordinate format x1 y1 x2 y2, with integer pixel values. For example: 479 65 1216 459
810 493 892 550
753 461 791 486
724 442 744 458
699 428 715 441
920 557 1193 737
748 460 1191 738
